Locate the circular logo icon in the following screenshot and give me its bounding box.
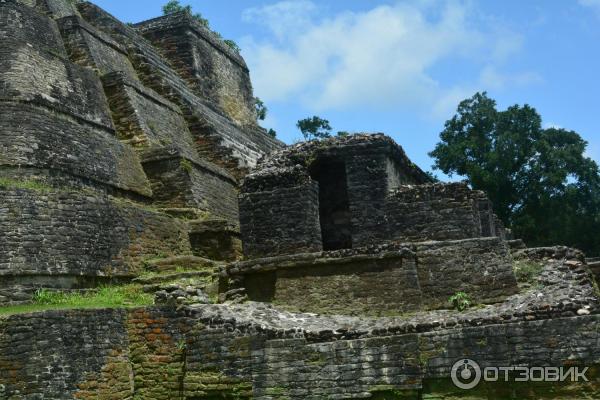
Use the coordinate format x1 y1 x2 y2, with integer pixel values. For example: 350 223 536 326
451 359 482 390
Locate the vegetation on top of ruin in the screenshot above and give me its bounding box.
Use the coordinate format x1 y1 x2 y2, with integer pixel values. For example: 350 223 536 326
0 285 153 317
162 0 241 53
296 116 359 141
431 92 600 256
254 97 267 121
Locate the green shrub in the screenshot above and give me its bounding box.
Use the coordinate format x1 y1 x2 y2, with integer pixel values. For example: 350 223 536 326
449 291 471 311
224 39 241 53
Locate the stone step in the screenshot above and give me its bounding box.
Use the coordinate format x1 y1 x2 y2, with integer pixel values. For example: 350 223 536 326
143 255 223 273
133 270 213 285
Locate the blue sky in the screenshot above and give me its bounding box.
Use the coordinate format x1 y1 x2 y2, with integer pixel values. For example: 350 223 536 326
93 0 600 176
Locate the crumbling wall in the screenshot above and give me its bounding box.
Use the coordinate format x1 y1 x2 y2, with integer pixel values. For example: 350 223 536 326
58 15 139 79
385 183 485 243
1 306 598 399
239 167 323 258
227 238 519 316
135 12 256 128
77 2 282 177
0 185 191 304
141 148 239 222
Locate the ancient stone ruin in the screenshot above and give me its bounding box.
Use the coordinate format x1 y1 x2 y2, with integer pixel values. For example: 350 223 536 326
0 0 599 399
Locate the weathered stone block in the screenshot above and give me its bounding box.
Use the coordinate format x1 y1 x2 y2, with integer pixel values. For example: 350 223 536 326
0 0 67 56
77 1 282 177
102 71 198 160
134 12 256 128
141 147 239 222
58 15 138 79
239 179 323 258
189 219 242 261
0 185 191 304
0 102 151 196
226 238 518 316
0 39 114 129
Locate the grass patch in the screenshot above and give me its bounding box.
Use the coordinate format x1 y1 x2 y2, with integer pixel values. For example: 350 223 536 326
0 177 53 192
0 285 153 316
513 260 544 283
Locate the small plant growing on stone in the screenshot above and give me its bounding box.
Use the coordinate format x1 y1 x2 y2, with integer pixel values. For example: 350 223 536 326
224 39 241 53
449 292 471 311
180 159 193 173
266 128 277 138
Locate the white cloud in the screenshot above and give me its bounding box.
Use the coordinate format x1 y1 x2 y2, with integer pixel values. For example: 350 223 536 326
579 0 600 16
479 65 543 90
241 0 539 118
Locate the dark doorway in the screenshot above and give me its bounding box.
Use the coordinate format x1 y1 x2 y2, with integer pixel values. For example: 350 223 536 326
310 159 352 250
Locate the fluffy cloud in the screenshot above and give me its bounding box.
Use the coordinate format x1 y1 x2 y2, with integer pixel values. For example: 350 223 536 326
579 0 600 16
241 1 537 118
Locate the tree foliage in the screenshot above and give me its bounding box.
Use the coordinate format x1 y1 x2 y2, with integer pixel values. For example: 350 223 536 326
296 116 332 141
430 92 600 255
254 97 267 121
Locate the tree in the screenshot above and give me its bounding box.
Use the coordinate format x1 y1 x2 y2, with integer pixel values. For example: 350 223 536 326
430 92 600 255
266 128 277 138
162 0 209 27
254 98 267 121
296 116 332 141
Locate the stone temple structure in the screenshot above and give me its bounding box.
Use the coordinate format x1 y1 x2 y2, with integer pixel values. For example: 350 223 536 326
0 0 599 399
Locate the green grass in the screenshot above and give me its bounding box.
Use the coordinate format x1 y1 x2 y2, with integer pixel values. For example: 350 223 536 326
0 285 153 316
0 177 53 192
513 260 544 283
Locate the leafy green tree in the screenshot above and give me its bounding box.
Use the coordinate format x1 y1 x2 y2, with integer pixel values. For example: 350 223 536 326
430 92 600 255
266 128 277 138
297 116 332 141
162 0 209 27
254 97 267 121
337 131 350 137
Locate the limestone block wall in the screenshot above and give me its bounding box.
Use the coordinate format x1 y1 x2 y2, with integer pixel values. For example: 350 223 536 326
239 172 323 258
227 237 518 316
37 0 81 19
0 307 598 399
57 15 139 79
0 1 67 55
134 12 256 128
0 185 191 304
0 40 113 130
141 148 239 222
101 71 197 158
0 103 151 196
77 2 282 177
385 183 487 243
